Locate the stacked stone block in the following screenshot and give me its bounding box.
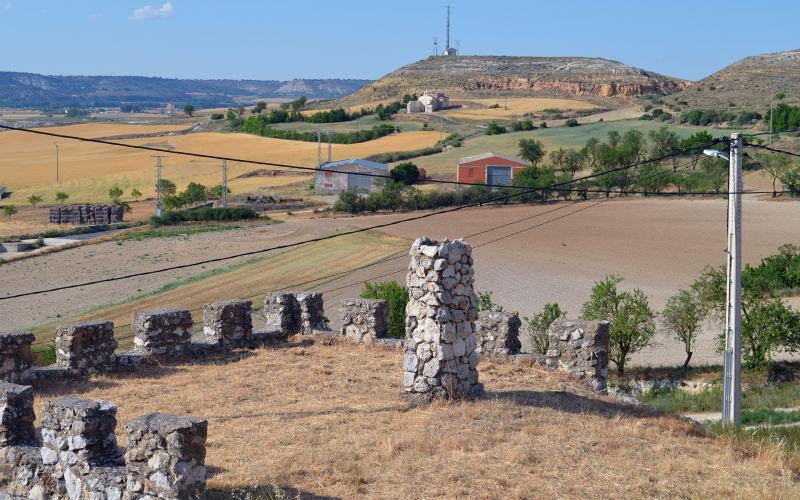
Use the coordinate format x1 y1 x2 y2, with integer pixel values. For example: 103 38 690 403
55 320 118 375
403 237 481 401
475 311 522 358
0 382 36 446
133 309 193 359
0 331 35 383
40 397 121 469
203 299 253 347
264 291 327 335
125 413 208 499
339 298 389 343
545 319 610 392
49 204 124 225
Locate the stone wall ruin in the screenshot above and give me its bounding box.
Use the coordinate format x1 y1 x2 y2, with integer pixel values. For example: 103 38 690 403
132 309 193 360
546 319 610 392
403 237 481 402
263 291 327 335
475 311 522 358
203 299 253 348
339 298 389 344
55 321 118 375
0 382 208 499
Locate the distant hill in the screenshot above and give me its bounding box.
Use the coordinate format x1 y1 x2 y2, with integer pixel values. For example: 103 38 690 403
338 56 689 107
0 71 372 109
663 49 800 111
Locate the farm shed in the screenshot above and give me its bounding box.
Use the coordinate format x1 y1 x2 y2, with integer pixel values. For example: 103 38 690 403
457 152 529 187
315 158 389 195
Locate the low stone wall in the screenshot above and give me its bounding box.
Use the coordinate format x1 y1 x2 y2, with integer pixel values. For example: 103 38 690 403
545 319 610 392
133 309 193 360
203 300 252 348
0 331 35 383
0 382 208 499
475 311 522 358
339 298 389 343
49 204 124 225
403 237 481 402
55 320 118 375
264 291 327 335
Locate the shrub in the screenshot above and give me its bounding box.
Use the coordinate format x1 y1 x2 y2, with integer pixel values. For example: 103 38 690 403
150 207 259 226
477 291 503 312
389 162 420 185
210 113 224 120
361 280 408 338
564 118 580 127
524 303 566 355
486 121 507 135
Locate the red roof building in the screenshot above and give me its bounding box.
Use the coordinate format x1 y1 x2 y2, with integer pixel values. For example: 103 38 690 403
457 152 530 187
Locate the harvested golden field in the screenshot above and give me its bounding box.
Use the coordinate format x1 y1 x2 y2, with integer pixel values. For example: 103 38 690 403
34 342 800 498
0 124 440 202
301 98 398 116
443 97 599 121
32 122 192 138
27 229 408 349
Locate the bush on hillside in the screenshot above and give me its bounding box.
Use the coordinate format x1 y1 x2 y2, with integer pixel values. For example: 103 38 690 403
150 207 259 226
361 280 408 339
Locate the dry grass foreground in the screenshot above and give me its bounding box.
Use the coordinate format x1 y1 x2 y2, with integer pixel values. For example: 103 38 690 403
28 229 409 350
0 124 441 202
443 97 598 121
34 341 800 498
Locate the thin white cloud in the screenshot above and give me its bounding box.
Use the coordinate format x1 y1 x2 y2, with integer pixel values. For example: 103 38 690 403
129 2 172 21
2 3 12 11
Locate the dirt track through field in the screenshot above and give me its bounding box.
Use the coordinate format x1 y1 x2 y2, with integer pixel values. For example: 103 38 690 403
3 197 799 367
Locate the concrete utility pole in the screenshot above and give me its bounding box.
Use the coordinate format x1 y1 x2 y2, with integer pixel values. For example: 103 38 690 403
769 88 774 145
722 133 743 427
327 130 333 163
221 159 228 208
316 129 322 166
155 156 163 218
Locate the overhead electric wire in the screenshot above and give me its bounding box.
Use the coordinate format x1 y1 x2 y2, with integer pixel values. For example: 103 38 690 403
745 141 800 159
0 122 724 193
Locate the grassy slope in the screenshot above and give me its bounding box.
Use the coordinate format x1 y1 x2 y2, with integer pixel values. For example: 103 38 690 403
33 346 800 498
28 230 408 350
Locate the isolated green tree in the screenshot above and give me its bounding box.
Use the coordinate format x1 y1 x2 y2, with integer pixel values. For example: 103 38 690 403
55 191 69 205
518 138 545 167
389 162 420 185
182 182 208 205
108 186 123 203
27 194 43 208
3 205 17 220
156 179 177 196
130 188 142 201
524 303 566 355
662 288 704 373
756 151 792 197
183 104 195 117
581 275 656 375
254 101 267 114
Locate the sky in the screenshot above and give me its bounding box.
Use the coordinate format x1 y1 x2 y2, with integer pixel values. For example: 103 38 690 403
1 0 799 82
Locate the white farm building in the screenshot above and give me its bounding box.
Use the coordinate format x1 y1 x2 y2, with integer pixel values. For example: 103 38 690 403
315 159 389 195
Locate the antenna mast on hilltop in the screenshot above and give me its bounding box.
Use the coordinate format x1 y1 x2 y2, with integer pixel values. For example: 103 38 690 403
433 37 438 56
443 5 458 56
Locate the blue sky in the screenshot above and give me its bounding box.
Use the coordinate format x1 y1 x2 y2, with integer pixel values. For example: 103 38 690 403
1 1 798 81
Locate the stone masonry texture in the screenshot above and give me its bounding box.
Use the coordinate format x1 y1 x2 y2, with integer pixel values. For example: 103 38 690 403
49 204 124 225
55 320 118 375
203 299 253 347
545 319 610 392
0 382 36 446
132 309 193 359
0 331 35 384
475 311 522 358
339 298 389 343
403 237 481 401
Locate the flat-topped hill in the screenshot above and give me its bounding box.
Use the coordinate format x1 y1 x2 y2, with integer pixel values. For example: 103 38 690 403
340 56 689 106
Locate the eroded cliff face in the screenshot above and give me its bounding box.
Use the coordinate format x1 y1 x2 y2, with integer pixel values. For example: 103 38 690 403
340 55 689 105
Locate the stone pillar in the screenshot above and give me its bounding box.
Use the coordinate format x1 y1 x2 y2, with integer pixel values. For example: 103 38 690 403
203 300 253 347
403 237 481 401
264 293 300 334
125 413 208 499
475 311 522 358
132 309 193 359
55 320 118 374
0 331 35 383
545 319 610 392
339 298 389 343
40 397 121 469
0 382 36 446
296 292 327 333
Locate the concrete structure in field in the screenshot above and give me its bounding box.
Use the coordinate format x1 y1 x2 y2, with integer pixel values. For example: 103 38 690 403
407 90 450 114
315 158 389 195
457 152 529 187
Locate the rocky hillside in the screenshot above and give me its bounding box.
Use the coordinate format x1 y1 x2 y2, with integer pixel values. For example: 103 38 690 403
663 49 800 111
339 56 688 106
0 72 371 109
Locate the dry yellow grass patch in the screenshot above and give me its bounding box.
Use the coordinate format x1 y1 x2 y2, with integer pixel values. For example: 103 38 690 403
33 343 800 498
32 123 191 138
301 98 398 116
444 97 599 121
0 127 440 202
29 230 408 349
